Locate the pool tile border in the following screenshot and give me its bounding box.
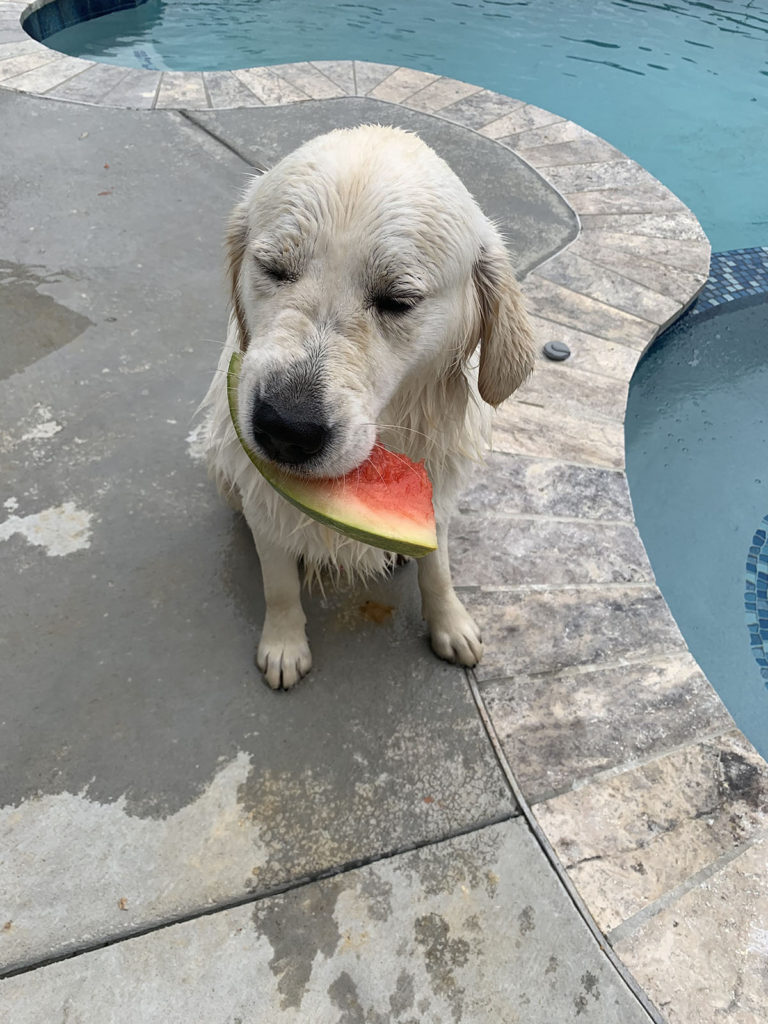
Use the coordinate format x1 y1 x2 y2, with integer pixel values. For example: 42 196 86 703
2 19 766 1022
691 246 768 312
746 514 768 686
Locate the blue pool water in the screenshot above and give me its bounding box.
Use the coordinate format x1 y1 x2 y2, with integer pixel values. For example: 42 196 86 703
29 0 768 251
625 293 768 760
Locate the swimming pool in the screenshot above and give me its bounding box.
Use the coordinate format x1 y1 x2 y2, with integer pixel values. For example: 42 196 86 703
625 291 768 760
24 0 768 251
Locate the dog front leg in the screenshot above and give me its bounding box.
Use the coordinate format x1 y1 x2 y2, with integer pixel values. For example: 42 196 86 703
417 521 484 667
245 519 312 690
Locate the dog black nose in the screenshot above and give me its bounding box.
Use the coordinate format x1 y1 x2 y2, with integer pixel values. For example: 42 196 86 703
250 399 331 465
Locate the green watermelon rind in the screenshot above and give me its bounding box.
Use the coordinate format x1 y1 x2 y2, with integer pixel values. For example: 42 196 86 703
226 352 437 558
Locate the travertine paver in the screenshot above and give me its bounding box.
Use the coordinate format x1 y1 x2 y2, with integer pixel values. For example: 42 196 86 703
577 211 708 242
270 60 347 100
560 238 707 303
513 135 627 167
368 65 440 103
482 651 734 802
534 729 768 931
47 60 132 104
351 59 398 96
154 70 207 109
563 185 685 215
401 75 482 113
533 251 683 325
492 397 626 468
438 88 526 129
517 359 630 421
479 102 565 139
309 59 356 96
0 819 653 1024
202 69 265 108
522 274 658 348
231 65 308 104
533 157 681 194
458 454 635 522
525 317 640 381
449 515 652 589
503 119 594 149
0 52 91 91
0 48 56 81
467 585 687 686
99 67 160 107
0 39 38 60
612 835 768 1024
554 230 712 273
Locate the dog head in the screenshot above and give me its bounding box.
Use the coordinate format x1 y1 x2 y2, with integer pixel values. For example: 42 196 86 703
227 125 534 477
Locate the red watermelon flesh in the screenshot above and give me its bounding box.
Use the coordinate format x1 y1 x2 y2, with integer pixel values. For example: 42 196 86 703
227 353 437 557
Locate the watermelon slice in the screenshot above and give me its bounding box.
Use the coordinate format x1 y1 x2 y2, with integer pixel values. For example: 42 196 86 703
226 352 437 557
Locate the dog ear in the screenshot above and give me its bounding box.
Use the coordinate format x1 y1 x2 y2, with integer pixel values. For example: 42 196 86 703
471 238 536 407
226 201 250 352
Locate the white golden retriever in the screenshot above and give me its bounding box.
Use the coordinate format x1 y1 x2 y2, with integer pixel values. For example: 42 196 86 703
201 125 534 689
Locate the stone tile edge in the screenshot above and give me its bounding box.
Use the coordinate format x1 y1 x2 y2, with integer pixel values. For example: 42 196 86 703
465 667 666 1024
606 824 768 950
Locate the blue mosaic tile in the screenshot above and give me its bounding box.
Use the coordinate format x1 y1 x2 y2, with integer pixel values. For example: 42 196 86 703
745 512 768 689
690 247 768 316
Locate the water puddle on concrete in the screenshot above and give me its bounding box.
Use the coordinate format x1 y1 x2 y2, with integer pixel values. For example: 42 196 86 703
0 260 93 379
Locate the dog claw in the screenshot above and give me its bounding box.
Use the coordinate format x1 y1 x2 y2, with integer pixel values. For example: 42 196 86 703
426 604 484 668
257 639 312 690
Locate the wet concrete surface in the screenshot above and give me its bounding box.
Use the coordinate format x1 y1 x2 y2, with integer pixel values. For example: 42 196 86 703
0 261 94 379
0 820 652 1023
0 88 524 969
0 84 653 1022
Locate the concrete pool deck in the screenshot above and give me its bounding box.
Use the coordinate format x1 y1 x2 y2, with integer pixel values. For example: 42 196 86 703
1 15 767 1022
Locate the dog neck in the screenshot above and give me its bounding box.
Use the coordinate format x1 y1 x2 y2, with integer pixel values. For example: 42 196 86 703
378 358 490 474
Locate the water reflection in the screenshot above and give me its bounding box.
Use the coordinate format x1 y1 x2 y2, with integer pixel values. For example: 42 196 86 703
29 0 768 73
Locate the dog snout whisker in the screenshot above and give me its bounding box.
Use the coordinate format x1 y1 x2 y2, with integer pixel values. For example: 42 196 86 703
251 398 332 466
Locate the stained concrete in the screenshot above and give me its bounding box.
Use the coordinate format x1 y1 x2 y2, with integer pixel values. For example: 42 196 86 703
0 820 652 1023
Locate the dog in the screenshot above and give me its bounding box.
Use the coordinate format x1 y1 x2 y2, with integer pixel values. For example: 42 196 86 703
200 124 535 689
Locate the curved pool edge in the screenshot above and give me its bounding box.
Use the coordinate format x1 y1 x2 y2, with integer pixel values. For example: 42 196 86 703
472 111 768 1024
2 19 765 1018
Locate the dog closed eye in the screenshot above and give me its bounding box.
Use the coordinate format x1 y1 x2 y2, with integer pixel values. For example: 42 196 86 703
254 256 297 284
370 293 422 317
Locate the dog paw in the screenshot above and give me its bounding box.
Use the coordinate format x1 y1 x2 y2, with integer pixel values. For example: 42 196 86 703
256 635 312 690
426 600 484 668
